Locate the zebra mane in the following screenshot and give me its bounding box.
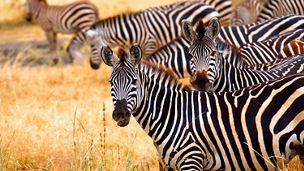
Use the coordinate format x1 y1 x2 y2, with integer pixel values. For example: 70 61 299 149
140 60 190 91
195 19 207 38
117 47 128 65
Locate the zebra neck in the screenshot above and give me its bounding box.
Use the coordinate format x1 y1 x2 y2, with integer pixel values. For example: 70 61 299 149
212 56 275 91
132 62 188 138
215 38 244 67
31 1 46 19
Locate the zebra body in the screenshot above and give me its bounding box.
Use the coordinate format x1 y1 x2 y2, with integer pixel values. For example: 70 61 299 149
219 15 304 49
86 0 233 69
146 35 304 91
230 0 261 26
182 17 304 91
101 45 304 170
24 0 99 63
278 38 304 58
240 29 304 66
258 0 304 22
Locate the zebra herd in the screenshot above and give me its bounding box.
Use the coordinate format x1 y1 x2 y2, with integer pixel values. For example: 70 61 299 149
24 0 304 170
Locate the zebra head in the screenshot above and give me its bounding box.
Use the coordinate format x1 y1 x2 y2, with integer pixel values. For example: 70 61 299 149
182 17 221 91
24 0 47 22
101 45 143 127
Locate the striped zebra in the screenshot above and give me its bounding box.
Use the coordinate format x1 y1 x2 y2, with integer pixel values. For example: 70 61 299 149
182 17 304 91
24 0 99 64
86 0 232 69
145 30 304 91
230 0 261 26
240 29 304 66
257 0 304 22
101 45 304 170
278 38 304 58
219 15 304 49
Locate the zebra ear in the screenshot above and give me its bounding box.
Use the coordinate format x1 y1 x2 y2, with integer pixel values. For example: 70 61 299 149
182 20 196 42
101 46 117 67
129 45 142 65
207 17 220 40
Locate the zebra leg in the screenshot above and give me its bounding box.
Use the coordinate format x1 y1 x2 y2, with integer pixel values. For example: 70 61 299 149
45 31 59 65
67 31 86 65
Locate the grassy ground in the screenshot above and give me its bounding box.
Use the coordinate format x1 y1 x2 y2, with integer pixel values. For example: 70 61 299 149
0 0 303 170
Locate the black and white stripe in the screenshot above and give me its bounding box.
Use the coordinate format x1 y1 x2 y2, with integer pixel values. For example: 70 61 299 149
182 17 304 91
102 45 304 170
219 15 304 49
86 0 233 69
24 0 99 63
240 29 304 65
257 0 304 22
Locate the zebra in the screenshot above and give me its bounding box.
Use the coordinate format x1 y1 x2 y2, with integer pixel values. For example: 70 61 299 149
257 0 304 22
219 15 304 49
182 17 304 91
278 38 304 58
86 0 232 69
146 15 304 79
101 44 304 170
240 29 304 66
230 0 261 26
24 0 99 64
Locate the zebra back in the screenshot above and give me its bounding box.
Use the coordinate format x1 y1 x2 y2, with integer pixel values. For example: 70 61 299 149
239 29 304 66
202 0 233 26
219 15 304 48
47 1 99 33
231 0 261 26
25 0 99 33
87 1 219 69
257 0 304 22
278 38 304 58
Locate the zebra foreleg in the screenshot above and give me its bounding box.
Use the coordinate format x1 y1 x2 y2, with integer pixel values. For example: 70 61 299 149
67 31 86 65
45 31 59 65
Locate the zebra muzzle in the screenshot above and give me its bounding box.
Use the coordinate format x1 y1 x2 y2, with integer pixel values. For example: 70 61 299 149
25 16 32 22
190 70 212 91
113 99 131 127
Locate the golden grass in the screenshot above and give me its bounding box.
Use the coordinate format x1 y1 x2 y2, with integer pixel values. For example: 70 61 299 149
0 62 159 170
0 0 303 170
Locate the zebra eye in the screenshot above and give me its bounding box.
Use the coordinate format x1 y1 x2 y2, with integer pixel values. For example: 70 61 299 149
131 79 137 85
211 51 216 56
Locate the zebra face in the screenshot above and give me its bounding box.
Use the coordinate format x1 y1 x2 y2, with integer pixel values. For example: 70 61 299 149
24 0 32 22
188 39 219 91
24 0 47 22
101 45 143 127
182 17 220 91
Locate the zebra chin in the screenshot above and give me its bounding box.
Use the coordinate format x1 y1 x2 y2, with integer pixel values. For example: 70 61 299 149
190 73 212 91
112 99 131 127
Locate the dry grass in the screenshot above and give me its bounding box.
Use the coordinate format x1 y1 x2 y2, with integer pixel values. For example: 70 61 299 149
0 0 303 170
0 62 159 170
